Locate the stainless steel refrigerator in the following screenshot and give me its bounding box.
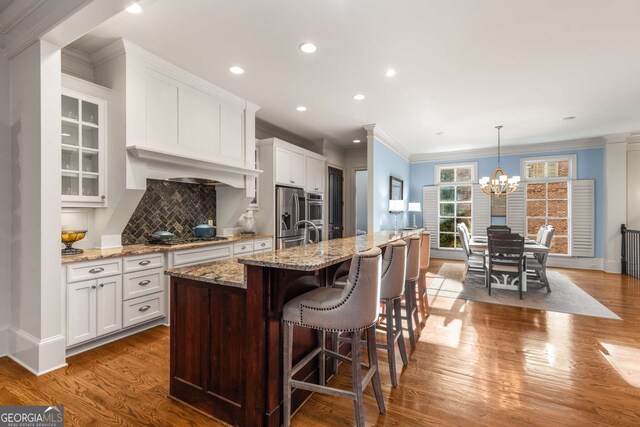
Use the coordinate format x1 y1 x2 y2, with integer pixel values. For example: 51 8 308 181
276 186 306 249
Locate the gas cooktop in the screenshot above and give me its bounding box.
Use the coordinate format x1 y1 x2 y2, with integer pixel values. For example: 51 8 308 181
146 236 228 246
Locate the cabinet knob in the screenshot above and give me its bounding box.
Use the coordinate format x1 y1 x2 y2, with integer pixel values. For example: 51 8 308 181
139 260 151 266
91 284 97 289
89 267 104 274
99 283 104 288
315 187 319 191
138 305 151 312
139 280 151 286
101 195 106 200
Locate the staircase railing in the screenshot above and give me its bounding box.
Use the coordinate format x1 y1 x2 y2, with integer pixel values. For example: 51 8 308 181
622 224 640 279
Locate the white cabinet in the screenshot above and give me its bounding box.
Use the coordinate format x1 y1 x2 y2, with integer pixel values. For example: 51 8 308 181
170 244 233 268
96 276 123 337
66 275 122 347
306 157 326 193
275 147 306 187
253 238 273 253
61 83 108 207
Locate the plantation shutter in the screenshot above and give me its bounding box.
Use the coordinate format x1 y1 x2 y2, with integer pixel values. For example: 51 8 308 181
472 184 491 236
423 186 438 248
571 180 595 257
506 184 526 236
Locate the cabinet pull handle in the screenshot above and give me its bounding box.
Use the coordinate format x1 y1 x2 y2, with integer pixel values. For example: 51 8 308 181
241 245 246 250
91 284 97 289
138 305 151 312
138 280 151 286
290 180 294 184
261 243 266 247
138 260 151 266
315 187 319 191
89 267 104 274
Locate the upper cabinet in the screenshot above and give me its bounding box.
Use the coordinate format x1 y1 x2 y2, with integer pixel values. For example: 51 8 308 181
306 157 325 193
275 147 306 187
61 75 110 207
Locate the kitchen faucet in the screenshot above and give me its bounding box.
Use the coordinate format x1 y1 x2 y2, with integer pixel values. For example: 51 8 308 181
293 220 319 245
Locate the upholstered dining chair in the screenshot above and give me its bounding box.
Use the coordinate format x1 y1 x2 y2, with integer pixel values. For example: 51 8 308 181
458 223 485 275
527 226 554 292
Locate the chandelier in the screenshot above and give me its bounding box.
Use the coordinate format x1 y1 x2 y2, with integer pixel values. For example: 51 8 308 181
479 125 520 196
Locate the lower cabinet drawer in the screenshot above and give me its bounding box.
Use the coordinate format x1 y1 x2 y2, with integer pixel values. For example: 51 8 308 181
254 239 272 252
123 268 164 301
66 259 121 283
123 292 165 328
233 241 254 255
171 244 232 268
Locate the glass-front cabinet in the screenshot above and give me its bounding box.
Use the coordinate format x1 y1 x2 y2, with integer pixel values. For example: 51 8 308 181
61 89 106 207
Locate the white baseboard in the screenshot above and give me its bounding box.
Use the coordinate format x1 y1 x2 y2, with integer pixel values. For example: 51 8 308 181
0 324 10 357
9 327 67 375
604 259 622 274
65 318 167 357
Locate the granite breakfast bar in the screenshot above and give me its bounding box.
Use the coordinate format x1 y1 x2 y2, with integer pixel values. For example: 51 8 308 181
165 229 423 427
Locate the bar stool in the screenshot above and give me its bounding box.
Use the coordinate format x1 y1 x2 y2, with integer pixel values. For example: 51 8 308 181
282 247 386 427
377 240 409 386
417 230 431 325
332 241 409 386
403 234 421 350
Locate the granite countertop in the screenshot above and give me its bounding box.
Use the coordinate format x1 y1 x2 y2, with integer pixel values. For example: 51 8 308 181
237 229 424 271
165 258 245 289
61 234 272 264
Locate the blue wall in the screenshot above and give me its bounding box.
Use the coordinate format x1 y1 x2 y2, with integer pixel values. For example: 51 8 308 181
372 139 411 231
409 148 605 257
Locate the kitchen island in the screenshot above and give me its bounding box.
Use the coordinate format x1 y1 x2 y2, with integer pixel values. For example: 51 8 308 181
165 229 423 427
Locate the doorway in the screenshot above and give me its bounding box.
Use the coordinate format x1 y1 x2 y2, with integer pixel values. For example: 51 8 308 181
355 170 368 235
328 167 344 240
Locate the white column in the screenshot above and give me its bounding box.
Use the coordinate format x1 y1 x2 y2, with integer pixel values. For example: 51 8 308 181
627 144 640 230
603 140 628 273
0 49 12 356
10 40 66 374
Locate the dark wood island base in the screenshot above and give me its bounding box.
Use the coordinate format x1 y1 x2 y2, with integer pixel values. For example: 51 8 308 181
166 230 423 426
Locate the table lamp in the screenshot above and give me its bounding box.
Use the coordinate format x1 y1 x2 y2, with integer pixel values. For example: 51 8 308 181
408 202 421 229
388 199 404 230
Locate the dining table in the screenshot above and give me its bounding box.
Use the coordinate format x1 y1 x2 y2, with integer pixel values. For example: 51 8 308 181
469 236 549 292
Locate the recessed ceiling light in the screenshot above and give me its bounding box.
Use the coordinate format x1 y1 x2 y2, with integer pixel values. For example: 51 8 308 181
385 69 397 78
562 116 576 120
126 2 143 14
353 139 361 143
229 66 245 75
353 94 365 101
296 106 307 112
436 131 444 135
299 42 317 54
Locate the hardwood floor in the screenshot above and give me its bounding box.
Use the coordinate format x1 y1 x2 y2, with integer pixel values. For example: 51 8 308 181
1 259 640 426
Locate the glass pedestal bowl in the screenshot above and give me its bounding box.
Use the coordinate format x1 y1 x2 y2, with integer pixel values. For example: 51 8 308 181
61 230 87 256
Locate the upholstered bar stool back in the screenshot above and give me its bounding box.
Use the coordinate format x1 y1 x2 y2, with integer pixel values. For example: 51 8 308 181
380 240 407 300
417 231 431 325
282 247 386 427
403 235 421 350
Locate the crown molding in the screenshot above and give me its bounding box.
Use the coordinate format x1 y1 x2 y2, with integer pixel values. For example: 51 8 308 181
410 136 608 163
364 124 410 161
0 0 46 35
255 118 311 147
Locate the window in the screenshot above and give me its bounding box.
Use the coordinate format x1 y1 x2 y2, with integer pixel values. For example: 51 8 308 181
436 164 475 249
522 155 574 255
521 155 576 181
526 182 569 254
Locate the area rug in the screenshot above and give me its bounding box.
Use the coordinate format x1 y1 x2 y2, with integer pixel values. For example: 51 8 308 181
427 263 620 320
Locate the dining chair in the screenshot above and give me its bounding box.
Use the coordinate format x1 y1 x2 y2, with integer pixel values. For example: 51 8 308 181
486 233 525 299
457 223 485 274
527 226 554 292
487 225 512 235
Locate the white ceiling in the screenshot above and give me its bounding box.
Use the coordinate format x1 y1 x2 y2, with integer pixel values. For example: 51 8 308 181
70 0 640 154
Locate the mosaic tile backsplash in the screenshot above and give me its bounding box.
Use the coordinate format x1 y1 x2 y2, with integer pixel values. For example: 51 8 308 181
122 179 217 245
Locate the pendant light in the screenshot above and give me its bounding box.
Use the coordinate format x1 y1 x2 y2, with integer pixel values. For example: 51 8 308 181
479 126 520 196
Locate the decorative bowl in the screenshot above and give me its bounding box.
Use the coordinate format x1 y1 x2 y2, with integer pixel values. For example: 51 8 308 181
61 230 87 256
